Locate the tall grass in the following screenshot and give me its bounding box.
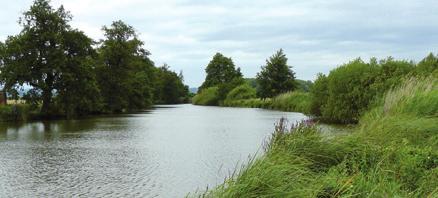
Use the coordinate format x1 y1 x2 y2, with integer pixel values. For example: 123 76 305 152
222 91 312 114
270 91 312 114
200 75 438 197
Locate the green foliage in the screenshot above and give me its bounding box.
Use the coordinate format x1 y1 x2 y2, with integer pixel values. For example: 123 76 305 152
195 52 244 105
244 78 258 89
295 79 313 92
322 58 379 123
205 75 438 197
54 30 102 117
1 0 191 119
310 73 328 116
311 57 415 123
192 86 220 106
153 65 189 104
217 77 245 103
270 91 312 114
0 104 34 122
222 98 272 108
222 91 311 114
225 84 256 101
256 49 296 98
199 53 243 91
416 53 438 76
96 20 155 113
0 0 99 116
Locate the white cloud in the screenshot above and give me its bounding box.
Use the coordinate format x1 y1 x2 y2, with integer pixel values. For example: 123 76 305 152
1 0 438 87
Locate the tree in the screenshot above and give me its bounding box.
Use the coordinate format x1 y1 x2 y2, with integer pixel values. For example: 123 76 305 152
416 53 438 75
1 0 99 116
54 30 101 117
256 49 296 98
153 64 189 104
96 20 154 112
199 53 243 91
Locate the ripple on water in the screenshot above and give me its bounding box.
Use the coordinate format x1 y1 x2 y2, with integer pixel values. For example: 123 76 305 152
0 104 308 197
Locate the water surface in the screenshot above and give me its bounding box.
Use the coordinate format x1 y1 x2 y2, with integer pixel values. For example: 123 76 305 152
0 104 307 197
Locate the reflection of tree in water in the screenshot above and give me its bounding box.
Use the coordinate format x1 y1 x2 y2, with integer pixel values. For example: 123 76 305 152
0 119 101 141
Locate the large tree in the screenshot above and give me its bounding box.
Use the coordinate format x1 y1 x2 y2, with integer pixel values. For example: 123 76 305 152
199 53 243 91
153 64 189 104
96 20 154 112
1 0 99 115
54 31 101 117
256 49 296 98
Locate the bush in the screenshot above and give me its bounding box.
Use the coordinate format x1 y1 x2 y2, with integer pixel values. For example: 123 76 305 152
225 84 256 101
192 86 220 106
311 57 414 124
310 73 328 116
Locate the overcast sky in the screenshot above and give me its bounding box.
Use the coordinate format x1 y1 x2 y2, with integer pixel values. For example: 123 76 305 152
1 0 438 87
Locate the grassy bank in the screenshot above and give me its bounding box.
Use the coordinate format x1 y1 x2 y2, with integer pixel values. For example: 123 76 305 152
0 104 62 122
0 104 32 122
222 91 312 114
201 75 438 197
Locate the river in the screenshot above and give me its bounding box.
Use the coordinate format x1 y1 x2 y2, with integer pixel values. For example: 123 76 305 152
0 104 308 197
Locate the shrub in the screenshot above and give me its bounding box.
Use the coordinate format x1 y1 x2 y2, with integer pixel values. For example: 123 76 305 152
225 84 256 101
310 73 328 116
311 57 414 123
192 86 220 106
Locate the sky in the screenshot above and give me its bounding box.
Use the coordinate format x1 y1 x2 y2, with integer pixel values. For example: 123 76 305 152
1 0 438 87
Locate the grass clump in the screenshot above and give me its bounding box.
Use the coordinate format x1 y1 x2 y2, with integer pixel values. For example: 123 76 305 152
201 74 438 197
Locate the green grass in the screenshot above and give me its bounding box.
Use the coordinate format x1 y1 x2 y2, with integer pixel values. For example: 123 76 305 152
199 75 438 197
221 91 312 114
269 91 312 114
0 104 34 122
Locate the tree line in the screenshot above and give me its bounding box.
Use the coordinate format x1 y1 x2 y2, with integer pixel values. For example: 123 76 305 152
0 0 189 118
193 49 299 105
194 48 437 124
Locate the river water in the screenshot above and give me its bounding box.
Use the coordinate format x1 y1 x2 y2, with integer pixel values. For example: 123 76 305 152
0 104 308 197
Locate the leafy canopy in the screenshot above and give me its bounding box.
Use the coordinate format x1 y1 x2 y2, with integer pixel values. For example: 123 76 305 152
1 0 98 116
199 53 242 91
256 49 296 98
96 20 155 113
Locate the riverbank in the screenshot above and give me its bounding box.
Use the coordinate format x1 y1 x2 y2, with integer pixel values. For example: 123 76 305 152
199 75 438 197
221 91 312 115
0 103 185 122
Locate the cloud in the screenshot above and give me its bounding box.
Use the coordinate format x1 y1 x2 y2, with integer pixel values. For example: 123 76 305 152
1 0 438 87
